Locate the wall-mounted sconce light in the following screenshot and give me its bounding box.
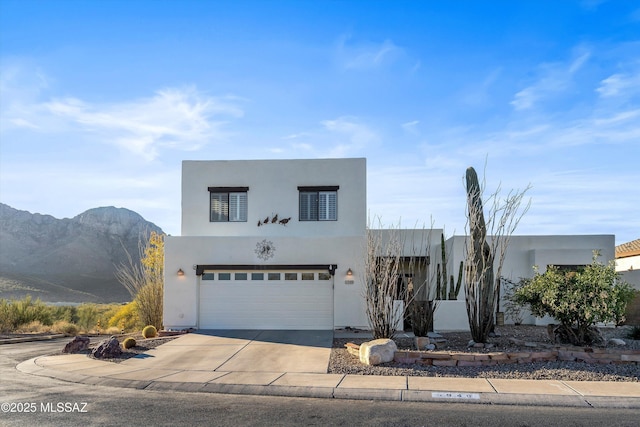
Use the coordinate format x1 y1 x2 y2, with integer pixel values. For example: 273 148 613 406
177 268 185 276
346 268 353 276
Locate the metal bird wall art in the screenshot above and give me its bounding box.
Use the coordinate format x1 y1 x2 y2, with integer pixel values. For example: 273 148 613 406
256 214 291 226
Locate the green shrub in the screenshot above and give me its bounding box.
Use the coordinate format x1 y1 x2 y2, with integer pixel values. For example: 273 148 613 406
0 296 53 332
0 299 17 333
514 253 636 346
50 305 76 323
122 337 137 349
76 304 99 332
142 325 157 338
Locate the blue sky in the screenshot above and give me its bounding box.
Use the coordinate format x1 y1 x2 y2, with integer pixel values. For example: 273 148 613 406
1 0 638 243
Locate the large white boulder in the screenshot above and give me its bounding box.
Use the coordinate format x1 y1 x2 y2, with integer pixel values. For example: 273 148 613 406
359 338 397 366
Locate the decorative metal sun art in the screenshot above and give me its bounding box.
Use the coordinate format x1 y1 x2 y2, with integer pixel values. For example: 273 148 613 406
255 239 276 261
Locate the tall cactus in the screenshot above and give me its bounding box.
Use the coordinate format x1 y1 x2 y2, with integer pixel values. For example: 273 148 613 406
440 234 447 299
465 166 496 343
448 261 464 300
436 235 464 300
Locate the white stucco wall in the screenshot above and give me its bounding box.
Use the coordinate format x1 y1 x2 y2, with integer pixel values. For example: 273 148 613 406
499 235 614 325
617 255 639 272
165 158 369 330
445 234 615 326
164 235 367 329
620 270 640 291
181 158 366 237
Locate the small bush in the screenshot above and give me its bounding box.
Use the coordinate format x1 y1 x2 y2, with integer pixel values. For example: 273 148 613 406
122 337 137 349
76 304 99 332
142 325 157 338
50 305 76 323
0 299 18 332
16 321 51 333
52 321 79 336
104 326 121 335
514 253 636 346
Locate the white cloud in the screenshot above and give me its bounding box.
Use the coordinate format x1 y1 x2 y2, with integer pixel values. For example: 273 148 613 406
511 49 591 111
282 132 312 140
40 87 243 160
321 116 379 155
401 120 420 134
597 71 640 98
0 67 244 160
337 36 402 70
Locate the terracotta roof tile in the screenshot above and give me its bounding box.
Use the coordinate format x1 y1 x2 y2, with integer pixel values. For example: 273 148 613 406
615 238 640 258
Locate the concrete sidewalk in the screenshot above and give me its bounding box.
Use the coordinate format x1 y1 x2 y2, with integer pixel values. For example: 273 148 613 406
14 331 640 409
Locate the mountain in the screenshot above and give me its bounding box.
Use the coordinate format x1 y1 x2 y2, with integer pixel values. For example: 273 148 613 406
0 203 164 303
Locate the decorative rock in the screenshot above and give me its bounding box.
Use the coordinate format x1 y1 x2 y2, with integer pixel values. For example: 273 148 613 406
414 336 430 350
345 342 360 357
91 336 122 359
359 338 397 366
63 336 90 354
608 338 626 346
467 340 476 347
425 343 436 351
427 332 443 339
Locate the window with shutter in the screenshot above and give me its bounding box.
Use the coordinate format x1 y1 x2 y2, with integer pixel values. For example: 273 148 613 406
319 191 337 221
298 186 338 221
299 192 318 221
209 187 248 222
210 193 229 222
229 192 247 221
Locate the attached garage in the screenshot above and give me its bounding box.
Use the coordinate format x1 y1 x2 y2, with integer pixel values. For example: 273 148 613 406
196 264 335 330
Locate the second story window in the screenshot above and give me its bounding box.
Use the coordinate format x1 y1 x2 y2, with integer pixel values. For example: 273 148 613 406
298 186 338 221
208 187 248 222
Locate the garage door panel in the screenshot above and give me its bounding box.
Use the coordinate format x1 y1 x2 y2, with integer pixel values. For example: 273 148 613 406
199 279 333 329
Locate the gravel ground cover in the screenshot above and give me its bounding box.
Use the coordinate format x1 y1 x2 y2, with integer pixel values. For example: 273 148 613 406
329 325 640 382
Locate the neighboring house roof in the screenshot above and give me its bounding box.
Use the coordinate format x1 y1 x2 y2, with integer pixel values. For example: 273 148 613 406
615 239 640 259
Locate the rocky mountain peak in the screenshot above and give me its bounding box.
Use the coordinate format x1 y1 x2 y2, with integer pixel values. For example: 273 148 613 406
0 203 165 303
73 206 156 236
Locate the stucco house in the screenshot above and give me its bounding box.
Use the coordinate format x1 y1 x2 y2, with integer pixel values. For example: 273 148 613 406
164 158 368 330
615 239 640 324
164 158 616 331
616 238 640 290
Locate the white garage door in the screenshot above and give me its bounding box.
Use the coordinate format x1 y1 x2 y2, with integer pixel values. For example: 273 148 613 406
199 269 334 329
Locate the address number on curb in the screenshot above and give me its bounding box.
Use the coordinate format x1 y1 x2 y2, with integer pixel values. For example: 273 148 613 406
432 392 480 400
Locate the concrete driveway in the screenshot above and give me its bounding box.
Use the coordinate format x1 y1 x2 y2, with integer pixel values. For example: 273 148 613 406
119 330 333 374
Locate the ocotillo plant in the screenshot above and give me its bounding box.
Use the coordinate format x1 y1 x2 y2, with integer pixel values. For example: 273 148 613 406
465 166 496 343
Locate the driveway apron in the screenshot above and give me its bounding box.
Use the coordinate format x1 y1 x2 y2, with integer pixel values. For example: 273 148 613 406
120 330 333 374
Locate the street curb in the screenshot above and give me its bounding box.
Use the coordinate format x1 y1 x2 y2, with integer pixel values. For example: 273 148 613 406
16 356 640 408
0 334 66 345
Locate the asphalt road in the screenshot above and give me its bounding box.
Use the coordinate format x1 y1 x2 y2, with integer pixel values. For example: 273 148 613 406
1 338 638 427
